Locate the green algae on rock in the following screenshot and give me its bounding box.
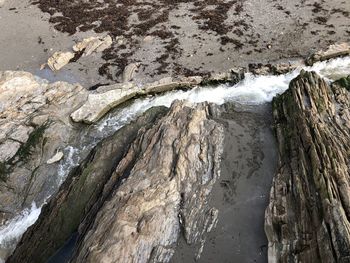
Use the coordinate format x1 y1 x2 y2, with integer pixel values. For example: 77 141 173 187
334 75 350 90
7 106 168 263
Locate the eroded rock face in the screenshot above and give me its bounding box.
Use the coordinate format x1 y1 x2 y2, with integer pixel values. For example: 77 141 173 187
73 35 113 57
9 101 224 263
265 70 350 262
70 68 246 124
70 76 204 123
0 71 87 225
74 101 223 263
7 107 168 263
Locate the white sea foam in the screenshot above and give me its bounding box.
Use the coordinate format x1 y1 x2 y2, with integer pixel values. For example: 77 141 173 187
0 203 41 252
1 56 349 261
98 56 350 132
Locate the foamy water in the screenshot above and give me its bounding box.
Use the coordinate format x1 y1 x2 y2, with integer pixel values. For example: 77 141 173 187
0 203 41 260
0 56 349 261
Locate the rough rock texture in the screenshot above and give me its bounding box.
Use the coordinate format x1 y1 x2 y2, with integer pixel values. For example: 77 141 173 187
47 51 75 71
0 71 87 225
265 70 350 262
71 68 245 124
73 35 113 57
9 101 224 263
306 43 350 65
70 76 204 123
72 101 223 263
7 107 168 263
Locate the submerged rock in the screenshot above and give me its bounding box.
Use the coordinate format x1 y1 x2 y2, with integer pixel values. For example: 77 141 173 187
265 70 350 262
9 101 224 263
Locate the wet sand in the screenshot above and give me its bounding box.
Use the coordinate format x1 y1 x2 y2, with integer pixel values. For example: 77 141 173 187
0 0 349 86
171 103 278 262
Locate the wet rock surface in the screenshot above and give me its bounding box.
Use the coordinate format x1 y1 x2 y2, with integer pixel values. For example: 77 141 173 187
71 67 245 124
7 106 168 263
306 43 350 65
47 51 75 71
171 103 278 263
9 101 224 263
265 70 350 262
0 71 87 225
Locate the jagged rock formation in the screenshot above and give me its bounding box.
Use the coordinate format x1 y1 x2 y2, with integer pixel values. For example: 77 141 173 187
0 67 244 230
265 70 350 262
0 71 87 225
7 106 168 263
9 101 224 263
71 67 245 124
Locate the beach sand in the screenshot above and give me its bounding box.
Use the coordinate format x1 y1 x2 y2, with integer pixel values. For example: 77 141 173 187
0 0 349 87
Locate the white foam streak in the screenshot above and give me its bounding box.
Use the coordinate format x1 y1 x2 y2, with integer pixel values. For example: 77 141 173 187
0 203 41 249
0 56 349 261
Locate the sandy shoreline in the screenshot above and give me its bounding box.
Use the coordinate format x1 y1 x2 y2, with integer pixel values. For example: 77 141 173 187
0 0 349 87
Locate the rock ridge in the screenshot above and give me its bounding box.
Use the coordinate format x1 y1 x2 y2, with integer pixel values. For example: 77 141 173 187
265 70 350 262
8 101 224 263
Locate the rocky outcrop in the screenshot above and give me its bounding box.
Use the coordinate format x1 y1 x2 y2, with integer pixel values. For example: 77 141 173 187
71 67 246 124
306 43 350 65
265 70 350 262
7 107 168 263
73 35 112 57
0 71 88 225
9 101 224 263
70 76 204 123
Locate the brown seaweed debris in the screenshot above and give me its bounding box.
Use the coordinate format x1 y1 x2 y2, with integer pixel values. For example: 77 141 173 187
32 0 249 80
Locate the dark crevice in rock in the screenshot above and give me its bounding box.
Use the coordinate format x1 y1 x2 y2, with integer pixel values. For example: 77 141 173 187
8 101 224 263
7 106 168 263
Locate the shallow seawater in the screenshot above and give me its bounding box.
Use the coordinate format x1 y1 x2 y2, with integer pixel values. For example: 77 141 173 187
0 56 349 262
34 68 82 84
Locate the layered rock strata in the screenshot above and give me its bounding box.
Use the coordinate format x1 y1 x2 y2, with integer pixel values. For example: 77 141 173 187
71 66 245 124
9 101 224 263
265 70 350 262
0 71 87 224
